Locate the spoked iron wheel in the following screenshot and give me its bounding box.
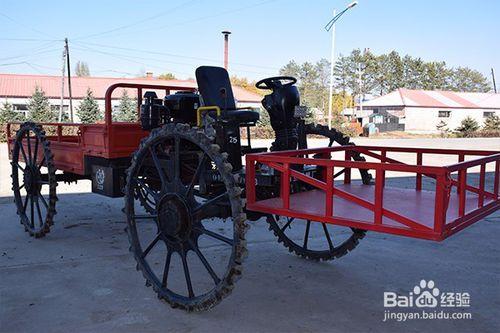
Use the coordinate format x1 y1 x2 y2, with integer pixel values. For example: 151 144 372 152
304 123 372 185
124 123 247 311
11 122 57 238
267 123 369 260
267 216 365 261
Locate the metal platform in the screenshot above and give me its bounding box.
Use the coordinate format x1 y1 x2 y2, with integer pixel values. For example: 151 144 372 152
246 145 500 241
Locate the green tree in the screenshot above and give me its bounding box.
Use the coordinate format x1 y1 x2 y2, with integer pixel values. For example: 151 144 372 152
158 73 176 80
0 101 24 123
436 120 450 137
75 61 90 77
455 116 479 137
483 114 500 131
230 76 264 96
114 90 137 122
27 86 56 122
450 67 491 92
76 88 101 123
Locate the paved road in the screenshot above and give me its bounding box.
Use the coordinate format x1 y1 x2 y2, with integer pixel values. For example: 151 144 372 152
0 139 499 333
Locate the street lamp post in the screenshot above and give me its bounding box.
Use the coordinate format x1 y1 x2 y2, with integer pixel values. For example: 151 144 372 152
325 1 358 129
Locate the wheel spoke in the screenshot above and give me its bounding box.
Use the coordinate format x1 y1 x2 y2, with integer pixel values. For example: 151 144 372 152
181 250 195 298
192 192 228 214
35 197 44 227
333 168 345 179
33 136 39 166
322 223 334 251
38 192 48 209
18 141 28 164
26 132 33 165
196 227 233 246
38 156 46 170
23 195 29 213
149 146 168 190
186 153 207 197
134 214 158 220
280 217 295 232
303 220 311 249
190 240 220 284
12 162 24 172
161 250 172 288
135 178 159 202
141 233 161 259
174 136 180 181
30 196 35 228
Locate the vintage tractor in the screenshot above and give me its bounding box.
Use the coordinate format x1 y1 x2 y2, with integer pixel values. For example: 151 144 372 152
8 66 500 311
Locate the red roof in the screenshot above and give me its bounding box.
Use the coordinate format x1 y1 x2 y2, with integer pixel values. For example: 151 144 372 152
363 88 500 109
0 73 263 103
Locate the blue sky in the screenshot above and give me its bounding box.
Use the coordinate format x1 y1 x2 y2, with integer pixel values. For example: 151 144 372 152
1 0 499 82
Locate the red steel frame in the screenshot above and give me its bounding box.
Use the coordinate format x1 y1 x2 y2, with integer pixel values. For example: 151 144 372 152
7 83 196 175
246 146 500 241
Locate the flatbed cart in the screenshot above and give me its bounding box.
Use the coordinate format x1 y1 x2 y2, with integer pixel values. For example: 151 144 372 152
7 66 500 312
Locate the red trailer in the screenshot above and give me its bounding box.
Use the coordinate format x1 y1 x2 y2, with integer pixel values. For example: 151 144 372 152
7 67 500 312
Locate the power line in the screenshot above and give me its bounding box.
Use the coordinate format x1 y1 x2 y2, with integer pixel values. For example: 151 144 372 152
80 0 278 40
0 42 60 61
74 40 280 71
73 0 198 41
0 12 58 39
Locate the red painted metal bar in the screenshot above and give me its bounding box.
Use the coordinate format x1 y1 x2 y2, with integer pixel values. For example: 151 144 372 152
325 166 334 217
433 174 446 234
246 156 256 205
344 150 351 184
416 152 423 191
479 164 485 208
281 162 290 209
374 169 384 224
495 161 500 199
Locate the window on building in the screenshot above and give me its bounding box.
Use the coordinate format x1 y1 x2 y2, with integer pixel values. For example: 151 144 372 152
372 108 379 114
438 111 451 118
483 111 495 118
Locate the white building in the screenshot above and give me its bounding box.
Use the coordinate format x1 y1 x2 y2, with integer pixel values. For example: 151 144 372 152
344 88 500 133
0 73 263 122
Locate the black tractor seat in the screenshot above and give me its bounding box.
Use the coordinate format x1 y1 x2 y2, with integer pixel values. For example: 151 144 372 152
196 66 260 125
207 108 260 124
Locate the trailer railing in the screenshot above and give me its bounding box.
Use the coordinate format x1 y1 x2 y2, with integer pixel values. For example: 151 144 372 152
246 146 500 241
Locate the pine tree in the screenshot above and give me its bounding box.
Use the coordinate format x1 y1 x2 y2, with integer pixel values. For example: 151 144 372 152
114 90 137 122
75 61 90 77
76 88 101 123
483 114 500 131
27 86 56 122
436 120 450 137
0 101 24 123
455 116 479 137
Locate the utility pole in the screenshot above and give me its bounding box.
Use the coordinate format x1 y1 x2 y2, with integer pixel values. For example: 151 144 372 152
327 10 336 129
492 68 497 93
222 31 231 70
58 48 66 122
65 38 73 122
324 1 358 129
357 63 363 113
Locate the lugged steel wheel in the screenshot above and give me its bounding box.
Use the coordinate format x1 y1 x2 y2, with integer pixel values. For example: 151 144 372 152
267 216 365 261
124 123 247 311
11 122 57 238
267 123 369 260
304 123 372 185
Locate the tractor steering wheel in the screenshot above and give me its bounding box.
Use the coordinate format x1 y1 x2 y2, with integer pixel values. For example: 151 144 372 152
255 76 297 90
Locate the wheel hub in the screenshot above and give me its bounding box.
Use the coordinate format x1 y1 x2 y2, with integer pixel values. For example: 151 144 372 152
157 193 192 241
23 166 41 195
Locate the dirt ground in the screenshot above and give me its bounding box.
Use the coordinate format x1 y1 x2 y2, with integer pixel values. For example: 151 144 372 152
0 138 499 333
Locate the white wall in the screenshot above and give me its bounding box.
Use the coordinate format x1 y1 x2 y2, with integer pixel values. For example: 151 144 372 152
404 107 500 133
